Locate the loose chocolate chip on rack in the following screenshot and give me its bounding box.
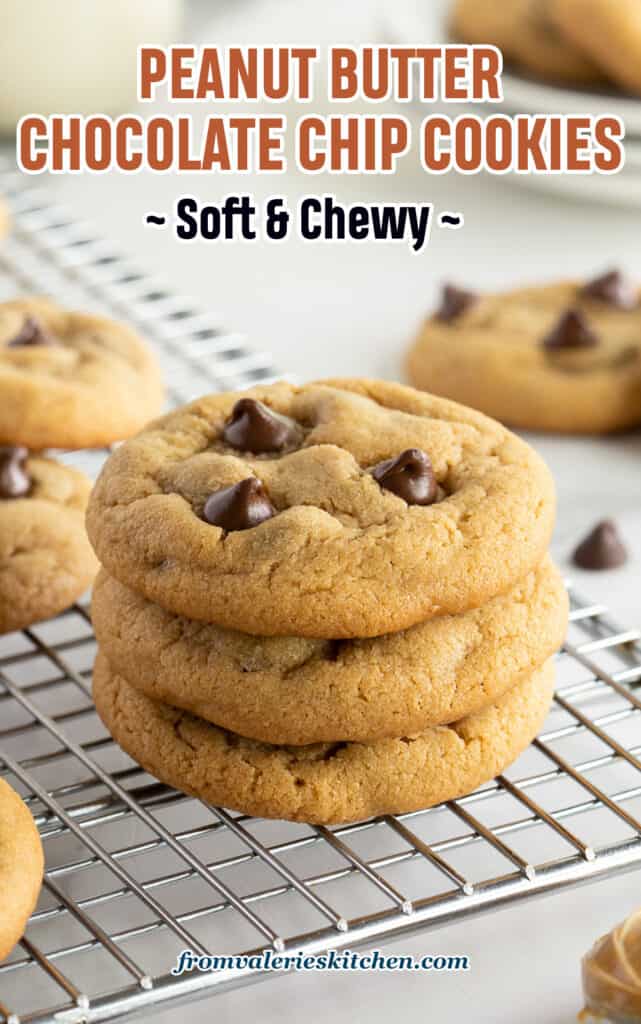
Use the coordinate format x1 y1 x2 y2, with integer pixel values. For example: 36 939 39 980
583 269 638 310
371 448 438 505
203 477 275 531
223 398 302 454
435 283 478 323
573 520 628 570
0 445 31 499
542 309 599 351
6 317 55 348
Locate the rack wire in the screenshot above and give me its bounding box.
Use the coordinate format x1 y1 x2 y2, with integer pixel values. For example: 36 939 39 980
1 152 641 1023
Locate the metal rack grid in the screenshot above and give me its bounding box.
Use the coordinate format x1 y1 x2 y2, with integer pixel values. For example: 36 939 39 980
1 153 641 1024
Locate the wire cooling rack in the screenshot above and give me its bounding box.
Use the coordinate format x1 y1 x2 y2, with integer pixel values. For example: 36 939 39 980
1 153 641 1024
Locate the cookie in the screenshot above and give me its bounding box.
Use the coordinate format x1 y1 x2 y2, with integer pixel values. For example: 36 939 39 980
407 274 641 434
0 448 98 633
451 0 603 85
0 778 44 961
552 0 641 96
0 297 164 449
91 558 567 745
93 653 555 825
86 379 556 638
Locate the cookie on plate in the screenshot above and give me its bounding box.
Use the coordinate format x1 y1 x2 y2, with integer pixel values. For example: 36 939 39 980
0 447 98 633
0 297 164 449
91 557 567 744
552 0 641 96
407 272 641 434
86 379 555 638
451 0 603 85
93 653 555 825
0 779 44 961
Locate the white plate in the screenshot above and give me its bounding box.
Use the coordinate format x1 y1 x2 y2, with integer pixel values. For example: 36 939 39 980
382 1 641 205
508 162 641 207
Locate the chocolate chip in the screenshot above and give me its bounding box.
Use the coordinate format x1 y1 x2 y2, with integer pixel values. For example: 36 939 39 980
0 445 31 499
371 448 438 505
582 269 638 310
202 478 275 531
6 317 55 348
572 520 628 570
435 284 478 323
223 398 301 454
542 309 599 351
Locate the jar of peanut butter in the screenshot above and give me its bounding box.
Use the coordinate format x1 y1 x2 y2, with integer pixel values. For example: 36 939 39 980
582 908 641 1023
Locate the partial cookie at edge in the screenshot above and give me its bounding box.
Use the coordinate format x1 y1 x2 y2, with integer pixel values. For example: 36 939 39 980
0 779 44 961
0 297 164 449
0 454 98 634
451 0 603 85
551 0 641 96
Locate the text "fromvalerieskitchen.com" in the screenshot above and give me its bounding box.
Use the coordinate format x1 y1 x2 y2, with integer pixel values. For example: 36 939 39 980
172 949 470 976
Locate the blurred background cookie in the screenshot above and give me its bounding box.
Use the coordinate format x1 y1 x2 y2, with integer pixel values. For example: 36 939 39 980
0 297 164 449
552 0 641 97
451 0 603 85
407 271 641 434
0 448 97 633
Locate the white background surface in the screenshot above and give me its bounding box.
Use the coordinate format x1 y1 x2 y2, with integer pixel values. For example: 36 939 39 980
31 0 641 1020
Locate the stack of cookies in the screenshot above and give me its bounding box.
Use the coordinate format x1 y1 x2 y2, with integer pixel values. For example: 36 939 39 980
88 379 568 825
0 297 163 634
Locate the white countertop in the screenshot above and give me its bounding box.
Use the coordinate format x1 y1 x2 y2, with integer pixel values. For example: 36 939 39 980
37 0 641 1020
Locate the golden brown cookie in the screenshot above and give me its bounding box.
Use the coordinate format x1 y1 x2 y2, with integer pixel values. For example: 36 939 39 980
0 779 44 961
0 297 164 449
86 379 556 638
407 274 641 434
91 558 567 744
93 653 555 825
451 0 603 84
552 0 641 96
0 448 98 633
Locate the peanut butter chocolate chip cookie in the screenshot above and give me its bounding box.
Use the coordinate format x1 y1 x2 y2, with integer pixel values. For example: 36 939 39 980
0 779 44 961
87 379 555 638
92 558 567 745
407 273 641 434
451 0 603 85
93 653 555 825
0 297 164 449
0 449 97 633
552 0 641 96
